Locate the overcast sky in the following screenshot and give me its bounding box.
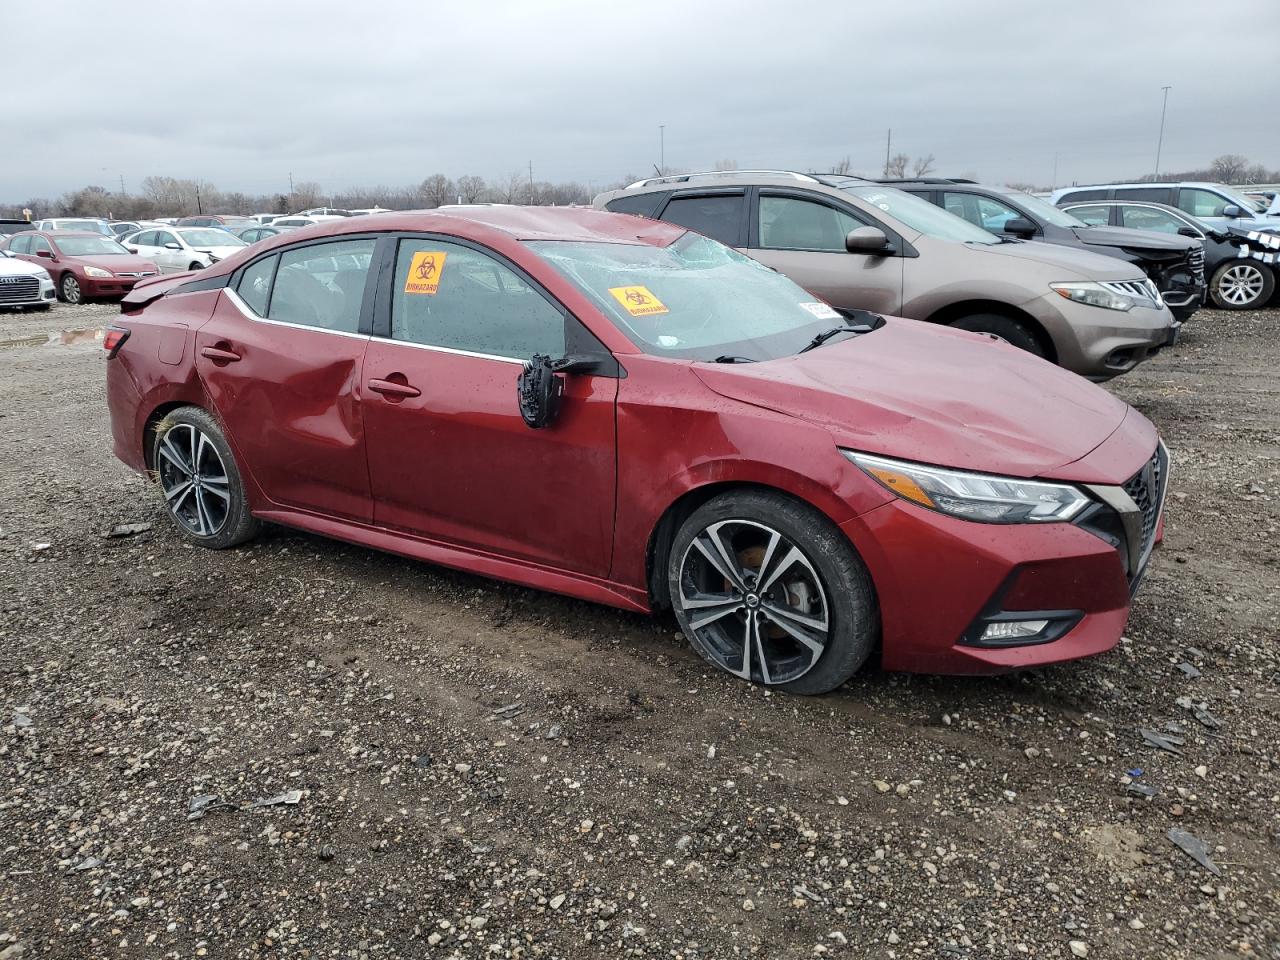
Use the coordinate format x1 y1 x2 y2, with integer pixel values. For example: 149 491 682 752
6 0 1279 201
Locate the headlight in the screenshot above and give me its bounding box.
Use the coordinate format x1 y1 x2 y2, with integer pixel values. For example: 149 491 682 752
844 451 1090 523
1049 281 1141 312
83 266 113 278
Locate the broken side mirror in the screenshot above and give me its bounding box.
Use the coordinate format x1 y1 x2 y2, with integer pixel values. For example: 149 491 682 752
516 354 600 429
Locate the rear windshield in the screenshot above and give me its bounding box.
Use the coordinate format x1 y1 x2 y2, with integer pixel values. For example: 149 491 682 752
527 232 870 362
55 236 131 256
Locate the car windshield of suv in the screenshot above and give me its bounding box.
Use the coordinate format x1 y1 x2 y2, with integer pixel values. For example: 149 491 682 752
58 220 111 234
837 184 1000 244
1217 187 1267 214
999 189 1086 228
179 229 246 247
55 236 131 256
528 232 872 361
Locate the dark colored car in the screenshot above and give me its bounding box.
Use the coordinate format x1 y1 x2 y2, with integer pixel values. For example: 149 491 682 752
104 208 1168 694
224 224 281 244
0 218 36 237
882 178 1206 322
178 215 257 229
2 231 160 304
1061 199 1278 311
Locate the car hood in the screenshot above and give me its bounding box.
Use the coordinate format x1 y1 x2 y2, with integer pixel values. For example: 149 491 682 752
0 256 47 277
71 254 159 273
1070 224 1196 253
966 238 1145 281
693 316 1131 479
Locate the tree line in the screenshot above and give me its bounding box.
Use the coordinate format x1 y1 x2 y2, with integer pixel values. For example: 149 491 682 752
4 154 1277 220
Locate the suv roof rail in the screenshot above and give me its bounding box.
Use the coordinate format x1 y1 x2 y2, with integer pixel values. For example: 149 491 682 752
624 170 820 189
876 177 977 185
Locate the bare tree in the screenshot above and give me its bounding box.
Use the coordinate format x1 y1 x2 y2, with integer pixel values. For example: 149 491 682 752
1004 182 1038 194
291 181 324 211
885 153 910 178
830 156 855 176
1210 154 1249 184
455 175 486 204
911 154 936 177
418 174 455 208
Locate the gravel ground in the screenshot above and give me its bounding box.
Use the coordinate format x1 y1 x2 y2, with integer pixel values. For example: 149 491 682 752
1 300 1277 960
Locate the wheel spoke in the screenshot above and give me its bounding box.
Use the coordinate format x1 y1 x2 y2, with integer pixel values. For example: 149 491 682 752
753 529 782 587
751 613 771 685
763 603 827 657
693 528 746 591
688 599 746 631
193 487 212 536
164 479 193 503
158 437 191 475
201 477 230 502
759 545 801 593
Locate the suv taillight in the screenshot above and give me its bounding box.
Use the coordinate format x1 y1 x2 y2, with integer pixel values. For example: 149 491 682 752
103 325 130 357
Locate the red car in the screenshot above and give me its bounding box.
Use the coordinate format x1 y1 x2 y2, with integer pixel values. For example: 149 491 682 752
104 208 1168 694
4 231 160 304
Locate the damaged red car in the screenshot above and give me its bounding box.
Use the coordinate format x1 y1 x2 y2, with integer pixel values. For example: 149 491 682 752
104 208 1169 694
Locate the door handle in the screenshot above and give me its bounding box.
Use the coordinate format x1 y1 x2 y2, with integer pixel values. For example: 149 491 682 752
200 345 241 363
368 377 421 400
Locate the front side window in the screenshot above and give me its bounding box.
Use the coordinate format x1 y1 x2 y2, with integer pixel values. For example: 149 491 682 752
659 194 743 246
1067 205 1112 226
31 236 52 256
1178 189 1231 218
391 239 564 359
236 255 277 316
155 231 178 248
837 184 999 244
1120 206 1186 235
942 192 1025 232
268 239 375 333
528 232 870 362
758 196 862 251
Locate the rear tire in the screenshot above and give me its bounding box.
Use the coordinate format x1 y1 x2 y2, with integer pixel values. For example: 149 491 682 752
667 490 878 695
1209 261 1275 310
152 407 260 549
188 261 204 272
949 313 1045 356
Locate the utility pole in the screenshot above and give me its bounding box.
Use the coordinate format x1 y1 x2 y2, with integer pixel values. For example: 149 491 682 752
659 124 665 175
884 129 892 176
288 171 295 208
528 161 534 204
1052 153 1059 189
119 174 126 196
195 181 203 214
1154 85 1171 180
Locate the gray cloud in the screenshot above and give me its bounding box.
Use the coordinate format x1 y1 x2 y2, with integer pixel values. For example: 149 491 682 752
6 0 1279 200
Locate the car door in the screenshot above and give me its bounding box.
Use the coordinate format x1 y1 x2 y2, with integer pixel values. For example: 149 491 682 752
127 230 164 265
196 236 379 523
151 230 186 272
747 191 903 314
361 235 618 576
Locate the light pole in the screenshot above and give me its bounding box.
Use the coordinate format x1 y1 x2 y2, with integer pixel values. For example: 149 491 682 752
1154 85 1171 180
659 124 665 176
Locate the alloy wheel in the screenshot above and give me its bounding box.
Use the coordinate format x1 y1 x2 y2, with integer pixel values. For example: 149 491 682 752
61 275 81 304
1220 264 1265 306
156 423 231 537
677 519 830 685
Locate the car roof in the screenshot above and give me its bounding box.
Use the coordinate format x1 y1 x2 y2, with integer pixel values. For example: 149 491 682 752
1059 181 1229 191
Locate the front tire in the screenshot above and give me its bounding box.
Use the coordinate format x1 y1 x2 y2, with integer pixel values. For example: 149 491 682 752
59 274 83 304
152 407 260 549
1209 261 1275 310
949 313 1045 356
667 490 878 695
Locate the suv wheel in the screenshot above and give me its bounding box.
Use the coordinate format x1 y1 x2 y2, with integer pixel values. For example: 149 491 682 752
949 314 1044 356
668 490 878 695
1209 261 1275 310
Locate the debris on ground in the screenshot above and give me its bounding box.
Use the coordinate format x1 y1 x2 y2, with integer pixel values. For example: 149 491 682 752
1167 828 1222 876
1140 728 1185 754
1176 661 1202 679
104 521 152 538
251 789 304 808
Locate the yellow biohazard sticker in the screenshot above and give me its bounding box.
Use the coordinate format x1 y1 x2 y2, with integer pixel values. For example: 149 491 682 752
404 251 448 295
608 285 668 317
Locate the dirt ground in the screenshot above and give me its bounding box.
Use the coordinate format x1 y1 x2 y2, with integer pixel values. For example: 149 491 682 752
0 300 1277 960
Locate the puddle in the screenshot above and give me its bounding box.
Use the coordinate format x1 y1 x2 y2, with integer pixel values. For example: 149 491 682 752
0 327 103 349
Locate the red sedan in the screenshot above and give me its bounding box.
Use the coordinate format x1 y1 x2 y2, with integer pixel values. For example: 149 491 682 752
3 231 159 304
104 208 1168 694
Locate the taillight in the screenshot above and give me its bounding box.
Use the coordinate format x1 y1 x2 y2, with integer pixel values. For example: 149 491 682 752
103 325 130 358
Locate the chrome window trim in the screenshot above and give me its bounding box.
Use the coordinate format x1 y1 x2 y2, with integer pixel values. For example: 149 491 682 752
368 333 525 366
224 287 369 341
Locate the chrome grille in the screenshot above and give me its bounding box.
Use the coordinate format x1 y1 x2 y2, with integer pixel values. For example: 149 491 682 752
0 276 40 303
1100 278 1162 304
1123 443 1169 574
114 271 157 278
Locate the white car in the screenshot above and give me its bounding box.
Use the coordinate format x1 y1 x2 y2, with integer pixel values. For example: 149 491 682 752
34 217 114 236
0 251 56 310
269 214 345 231
250 213 281 225
121 226 247 273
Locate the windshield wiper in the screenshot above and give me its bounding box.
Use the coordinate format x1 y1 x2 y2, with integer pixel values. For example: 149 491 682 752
711 355 757 363
798 325 871 354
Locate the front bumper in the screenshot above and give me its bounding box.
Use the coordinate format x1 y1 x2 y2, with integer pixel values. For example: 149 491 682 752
842 444 1167 675
0 275 55 307
1029 293 1178 381
82 273 158 299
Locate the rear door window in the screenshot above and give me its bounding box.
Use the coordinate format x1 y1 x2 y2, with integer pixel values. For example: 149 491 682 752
268 239 376 333
9 235 31 254
605 192 666 218
757 195 862 251
657 193 746 246
1116 187 1172 204
390 239 565 359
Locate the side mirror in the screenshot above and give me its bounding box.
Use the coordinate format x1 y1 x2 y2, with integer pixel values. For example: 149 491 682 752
36 249 53 259
515 354 601 428
1176 226 1201 239
126 247 139 254
1003 217 1036 237
164 242 182 250
845 226 889 253
1222 205 1242 218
